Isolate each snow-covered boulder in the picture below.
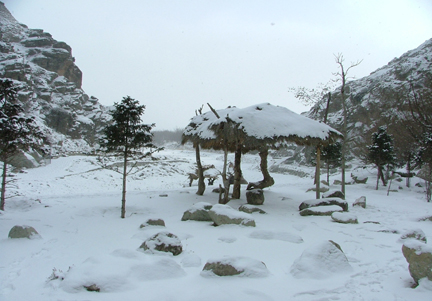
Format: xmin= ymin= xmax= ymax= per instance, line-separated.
xmin=331 ymin=212 xmax=358 ymax=224
xmin=181 ymin=202 xmax=213 ymax=222
xmin=399 ymin=229 xmax=427 ymax=243
xmin=238 ymin=204 xmax=266 ymax=214
xmin=402 ymin=240 xmax=432 ymax=284
xmin=139 ymin=232 xmax=183 ymax=256
xmin=300 ymin=205 xmax=344 ymax=216
xmin=353 ymin=196 xmax=366 ymax=208
xmin=246 ymin=189 xmax=265 ymax=205
xmin=299 ymin=198 xmax=348 ymax=211
xmin=201 ymin=256 xmax=269 ymax=277
xmin=208 ymin=204 xmax=256 ymax=227
xmin=139 ymin=218 xmax=165 ymax=228
xmin=290 ymin=240 xmax=352 ymax=279
xmin=8 ymin=225 xmax=41 ymax=239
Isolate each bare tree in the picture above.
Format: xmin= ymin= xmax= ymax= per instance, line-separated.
xmin=333 ymin=54 xmax=362 ymax=199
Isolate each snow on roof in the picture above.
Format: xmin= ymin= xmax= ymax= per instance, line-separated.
xmin=183 ymin=103 xmax=342 ymax=149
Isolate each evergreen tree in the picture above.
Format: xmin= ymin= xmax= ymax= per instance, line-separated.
xmin=100 ymin=96 xmax=160 ymax=218
xmin=0 ymin=79 xmax=46 ymax=210
xmin=367 ymin=126 xmax=395 ymax=190
xmin=321 ymin=142 xmax=342 ymax=184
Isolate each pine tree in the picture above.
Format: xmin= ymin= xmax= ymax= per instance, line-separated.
xmin=0 ymin=79 xmax=46 ymax=210
xmin=321 ymin=142 xmax=342 ymax=184
xmin=367 ymin=126 xmax=395 ymax=190
xmin=100 ymin=96 xmax=160 ymax=218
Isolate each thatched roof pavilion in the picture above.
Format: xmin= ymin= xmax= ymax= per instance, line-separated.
xmin=182 ymin=103 xmax=343 ymax=201
xmin=183 ymin=103 xmax=342 ymax=150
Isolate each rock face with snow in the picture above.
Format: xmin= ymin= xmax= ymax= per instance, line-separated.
xmin=307 ymin=38 xmax=432 ymax=156
xmin=201 ymin=256 xmax=269 ymax=277
xmin=8 ymin=225 xmax=40 ymax=239
xmin=139 ymin=232 xmax=183 ymax=256
xmin=290 ymin=240 xmax=352 ymax=279
xmin=208 ymin=204 xmax=256 ymax=227
xmin=0 ymin=3 xmax=110 ymax=163
xmin=402 ymin=240 xmax=432 ymax=284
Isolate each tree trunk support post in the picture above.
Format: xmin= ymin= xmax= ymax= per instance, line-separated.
xmin=195 ymin=143 xmax=205 ymax=195
xmin=232 ymin=143 xmax=242 ymax=199
xmin=316 ymin=145 xmax=321 ymax=199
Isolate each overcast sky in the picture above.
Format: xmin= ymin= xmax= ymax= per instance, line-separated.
xmin=3 ymin=0 xmax=432 ymax=130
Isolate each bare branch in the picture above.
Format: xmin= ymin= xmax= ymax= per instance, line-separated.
xmin=207 ymin=103 xmax=220 ymax=119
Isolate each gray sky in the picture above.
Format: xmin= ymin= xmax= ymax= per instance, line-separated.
xmin=3 ymin=0 xmax=432 ymax=130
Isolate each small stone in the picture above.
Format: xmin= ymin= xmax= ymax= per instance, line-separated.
xmin=238 ymin=204 xmax=266 ymax=214
xmin=353 ymin=196 xmax=366 ymax=209
xmin=84 ymin=284 xmax=100 ymax=292
xmin=140 ymin=218 xmax=165 ymax=228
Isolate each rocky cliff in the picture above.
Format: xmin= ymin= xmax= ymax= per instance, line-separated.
xmin=0 ymin=2 xmax=110 ymax=165
xmin=306 ymin=38 xmax=432 ymax=158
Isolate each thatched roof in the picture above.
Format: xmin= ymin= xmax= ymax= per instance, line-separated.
xmin=182 ymin=103 xmax=343 ymax=152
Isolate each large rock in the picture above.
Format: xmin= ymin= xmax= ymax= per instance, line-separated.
xmin=290 ymin=240 xmax=352 ymax=279
xmin=181 ymin=202 xmax=213 ymax=221
xmin=331 ymin=212 xmax=358 ymax=224
xmin=208 ymin=204 xmax=256 ymax=227
xmin=299 ymin=198 xmax=348 ymax=211
xmin=300 ymin=205 xmax=344 ymax=216
xmin=402 ymin=240 xmax=432 ymax=284
xmin=246 ymin=189 xmax=265 ymax=205
xmin=139 ymin=232 xmax=182 ymax=256
xmin=201 ymin=256 xmax=269 ymax=277
xmin=8 ymin=225 xmax=40 ymax=239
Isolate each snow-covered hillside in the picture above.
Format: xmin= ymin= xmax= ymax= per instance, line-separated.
xmin=307 ymin=38 xmax=432 ymax=155
xmin=1 ymin=147 xmax=431 ymax=300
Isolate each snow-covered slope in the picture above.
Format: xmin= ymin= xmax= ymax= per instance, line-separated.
xmin=0 ymin=2 xmax=110 ymax=161
xmin=307 ymin=38 xmax=432 ymax=156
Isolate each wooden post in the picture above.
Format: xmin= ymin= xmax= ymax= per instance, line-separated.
xmin=232 ymin=143 xmax=242 ymax=199
xmin=316 ymin=145 xmax=321 ymax=199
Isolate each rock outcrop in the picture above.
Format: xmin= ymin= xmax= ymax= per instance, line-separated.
xmin=0 ymin=2 xmax=110 ymax=165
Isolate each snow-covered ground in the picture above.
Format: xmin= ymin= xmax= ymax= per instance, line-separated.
xmin=1 ymin=145 xmax=432 ymax=301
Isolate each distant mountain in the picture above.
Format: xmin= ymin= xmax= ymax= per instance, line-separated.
xmin=306 ymin=38 xmax=432 ymax=158
xmin=0 ymin=2 xmax=110 ymax=166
